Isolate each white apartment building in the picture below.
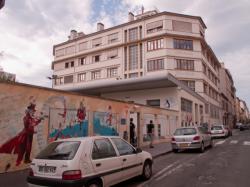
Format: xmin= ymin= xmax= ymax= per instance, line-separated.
xmin=52 ymin=10 xmax=222 ymax=126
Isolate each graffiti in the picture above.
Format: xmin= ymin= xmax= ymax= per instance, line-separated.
xmin=93 ymin=107 xmax=118 ymax=136
xmin=48 ymin=101 xmax=89 ymax=142
xmin=0 ymin=100 xmax=46 ymax=167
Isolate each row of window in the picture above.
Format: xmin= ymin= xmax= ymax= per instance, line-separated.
xmin=201 ymin=45 xmax=219 ymax=73
xmin=176 ymin=59 xmax=194 ymax=70
xmin=210 ymin=104 xmax=220 ymax=119
xmin=202 ymin=63 xmax=219 ymax=86
xmin=203 ymin=83 xmax=219 ymax=101
xmin=54 ymin=67 xmax=118 ymax=85
xmin=55 ymin=32 xmax=119 ymax=57
xmin=181 ymin=98 xmax=193 ymax=113
xmin=64 ymin=49 xmax=118 ymax=69
xmin=181 ymin=80 xmax=195 ymax=91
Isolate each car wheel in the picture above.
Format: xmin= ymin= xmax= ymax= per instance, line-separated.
xmin=173 ymin=149 xmax=178 ymax=153
xmin=199 ymin=142 xmax=205 ymax=153
xmin=87 ymin=180 xmax=102 ymax=187
xmin=209 ymin=139 xmax=213 ymax=148
xmin=141 ymin=160 xmax=152 ymax=180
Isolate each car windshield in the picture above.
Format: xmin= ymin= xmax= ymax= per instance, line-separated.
xmin=211 ymin=126 xmax=223 ymax=130
xmin=36 ymin=141 xmax=80 ymax=160
xmin=174 ymin=128 xmax=197 ymax=136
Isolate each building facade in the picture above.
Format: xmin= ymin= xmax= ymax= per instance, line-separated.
xmin=52 ymin=10 xmax=222 ymax=126
xmin=219 ymin=63 xmax=236 ymax=128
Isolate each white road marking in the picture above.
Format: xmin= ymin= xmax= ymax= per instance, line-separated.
xmin=152 ymin=161 xmax=179 ymax=178
xmin=243 ymin=141 xmax=250 ymax=145
xmin=155 ymin=164 xmax=183 ymax=181
xmin=215 ymin=140 xmax=226 ymax=146
xmin=230 ymin=140 xmax=238 ymax=144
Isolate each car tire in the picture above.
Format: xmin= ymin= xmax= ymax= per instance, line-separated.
xmin=141 ymin=160 xmax=152 ymax=180
xmin=209 ymin=139 xmax=213 ymax=148
xmin=86 ymin=179 xmax=102 ymax=187
xmin=199 ymin=142 xmax=205 ymax=153
xmin=173 ymin=149 xmax=178 ymax=153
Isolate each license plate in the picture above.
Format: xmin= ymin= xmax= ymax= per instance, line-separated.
xmin=179 ymin=143 xmax=188 ymax=148
xmin=38 ymin=166 xmax=56 ymax=173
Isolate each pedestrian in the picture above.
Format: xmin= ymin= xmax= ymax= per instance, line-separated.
xmin=147 ymin=120 xmax=155 ymax=148
xmin=130 ymin=118 xmax=135 ymax=145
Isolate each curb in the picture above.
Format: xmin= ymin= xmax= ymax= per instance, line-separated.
xmin=152 ymin=149 xmax=173 ymax=159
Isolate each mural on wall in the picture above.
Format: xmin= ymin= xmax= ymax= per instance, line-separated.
xmin=48 ymin=100 xmax=89 ymax=142
xmin=163 ymin=97 xmax=177 ymax=110
xmin=93 ymin=105 xmax=118 ymax=136
xmin=0 ymin=97 xmax=47 ymax=169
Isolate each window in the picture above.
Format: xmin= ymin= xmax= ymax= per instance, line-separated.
xmin=70 ymin=61 xmax=74 ymax=67
xmin=65 ymin=62 xmax=69 ymax=69
xmin=78 ymin=73 xmax=86 ymax=82
xmin=79 ymin=42 xmax=88 ymax=51
xmin=108 ymin=33 xmax=118 ymax=43
xmin=107 ymin=49 xmax=118 ymax=59
xmin=203 ymin=83 xmax=208 ymax=94
xmin=146 ymin=20 xmax=163 ymax=34
xmin=93 ymin=55 xmax=101 ymax=63
xmin=181 ymin=98 xmax=192 ymax=112
xmin=202 ymin=63 xmax=207 ymax=75
xmin=92 ymin=38 xmax=102 ymax=47
xmin=36 ymin=141 xmax=80 ymax=160
xmin=107 ymin=67 xmax=118 ymax=78
xmin=129 ymin=45 xmax=138 ymax=70
xmin=111 ymin=138 xmax=134 ymax=156
xmin=181 ymin=80 xmax=195 ymax=91
xmin=128 ymin=73 xmax=138 ymax=78
xmin=65 ymin=46 xmax=75 ymax=55
xmin=147 ymin=59 xmax=164 ymax=71
xmin=55 ymin=77 xmax=63 ymax=85
xmin=55 ymin=48 xmax=64 ymax=57
xmin=147 ymin=39 xmax=164 ymax=51
xmin=176 ymin=59 xmax=194 ymax=70
xmin=147 ymin=99 xmax=160 ymax=107
xmin=174 ymin=39 xmax=193 ymax=50
xmin=92 ymin=139 xmax=117 ymax=160
xmin=172 ymin=20 xmax=192 ymax=33
xmin=91 ymin=71 xmax=101 ymax=80
xmin=128 ymin=28 xmax=138 ymax=41
xmin=64 ymin=75 xmax=74 ymax=84
xmin=79 ymin=57 xmax=86 ymax=65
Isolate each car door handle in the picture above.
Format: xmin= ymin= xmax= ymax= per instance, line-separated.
xmin=96 ymin=163 xmax=101 ymax=167
xmin=123 ymin=158 xmax=127 ymax=162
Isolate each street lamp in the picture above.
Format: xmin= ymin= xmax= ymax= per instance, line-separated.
xmin=47 ymin=75 xmax=58 ymax=88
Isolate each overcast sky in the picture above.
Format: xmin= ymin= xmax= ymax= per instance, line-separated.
xmin=0 ymin=0 xmax=249 ymax=108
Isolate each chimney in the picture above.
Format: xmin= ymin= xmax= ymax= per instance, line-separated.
xmin=97 ymin=22 xmax=104 ymax=31
xmin=128 ymin=12 xmax=134 ymax=22
xmin=68 ymin=30 xmax=77 ymax=40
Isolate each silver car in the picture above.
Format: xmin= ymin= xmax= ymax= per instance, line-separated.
xmin=171 ymin=127 xmax=213 ymax=153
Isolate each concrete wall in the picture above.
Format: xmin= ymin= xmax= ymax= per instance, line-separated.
xmin=0 ymin=82 xmax=178 ymax=173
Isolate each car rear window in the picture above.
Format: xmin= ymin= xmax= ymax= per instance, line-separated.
xmin=36 ymin=141 xmax=80 ymax=160
xmin=174 ymin=128 xmax=197 ymax=136
xmin=211 ymin=126 xmax=223 ymax=130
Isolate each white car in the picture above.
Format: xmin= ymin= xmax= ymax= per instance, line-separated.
xmin=27 ymin=136 xmax=153 ymax=187
xmin=211 ymin=125 xmax=228 ymax=138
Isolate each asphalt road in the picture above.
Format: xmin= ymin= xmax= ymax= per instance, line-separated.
xmin=1 ymin=129 xmax=250 ymax=187
xmin=116 ymin=129 xmax=250 ymax=187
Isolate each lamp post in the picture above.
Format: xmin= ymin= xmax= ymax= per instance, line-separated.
xmin=47 ymin=75 xmax=58 ymax=88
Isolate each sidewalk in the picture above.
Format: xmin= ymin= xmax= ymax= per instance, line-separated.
xmin=142 ymin=141 xmax=173 ymax=159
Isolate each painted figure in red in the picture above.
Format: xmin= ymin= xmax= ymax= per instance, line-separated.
xmin=0 ymin=103 xmax=44 ymax=166
xmin=77 ymin=102 xmax=86 ymax=130
xmin=105 ymin=105 xmax=112 ymax=126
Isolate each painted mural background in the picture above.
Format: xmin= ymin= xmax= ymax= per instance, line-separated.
xmin=0 ymin=82 xmax=178 ymax=173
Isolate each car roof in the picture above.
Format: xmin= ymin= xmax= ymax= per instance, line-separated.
xmin=54 ymin=136 xmax=120 ymax=142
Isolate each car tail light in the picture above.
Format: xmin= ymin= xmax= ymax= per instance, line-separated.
xmin=222 ymin=130 xmax=224 ymax=134
xmin=171 ymin=137 xmax=176 ymax=141
xmin=193 ymin=136 xmax=200 ymax=141
xmin=29 ymin=168 xmax=34 ymax=176
xmin=62 ymin=170 xmax=82 ymax=180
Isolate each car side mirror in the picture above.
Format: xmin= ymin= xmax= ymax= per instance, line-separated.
xmin=134 ymin=147 xmax=142 ymax=154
